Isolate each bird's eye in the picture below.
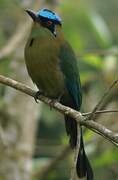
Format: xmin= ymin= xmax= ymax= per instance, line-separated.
xmin=47 ymin=20 xmax=52 ymax=26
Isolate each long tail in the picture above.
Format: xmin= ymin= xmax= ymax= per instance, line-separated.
xmin=65 ymin=115 xmax=77 ymax=148
xmin=65 ymin=116 xmax=93 ymax=180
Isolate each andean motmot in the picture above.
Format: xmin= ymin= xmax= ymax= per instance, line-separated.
xmin=25 ymin=8 xmax=93 ymax=179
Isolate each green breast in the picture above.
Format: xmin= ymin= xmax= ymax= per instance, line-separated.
xmin=25 ymin=26 xmax=65 ymax=98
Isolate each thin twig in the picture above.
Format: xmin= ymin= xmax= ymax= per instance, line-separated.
xmin=82 ymin=110 xmax=118 ymax=116
xmin=88 ymin=79 xmax=118 ymax=120
xmin=0 ymin=75 xmax=118 ymax=146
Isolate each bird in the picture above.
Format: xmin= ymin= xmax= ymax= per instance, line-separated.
xmin=25 ymin=8 xmax=93 ymax=179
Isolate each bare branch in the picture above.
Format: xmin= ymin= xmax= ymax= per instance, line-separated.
xmin=0 ymin=75 xmax=118 ymax=146
xmin=83 ymin=110 xmax=118 ymax=116
xmin=88 ymin=79 xmax=118 ymax=120
xmin=81 ymin=120 xmax=118 ymax=146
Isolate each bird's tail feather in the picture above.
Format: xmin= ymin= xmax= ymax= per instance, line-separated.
xmin=76 ymin=128 xmax=93 ymax=180
xmin=64 ymin=115 xmax=77 ymax=148
xmin=65 ymin=116 xmax=93 ymax=180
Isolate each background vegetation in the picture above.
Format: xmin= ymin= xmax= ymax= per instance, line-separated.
xmin=0 ymin=0 xmax=118 ymax=179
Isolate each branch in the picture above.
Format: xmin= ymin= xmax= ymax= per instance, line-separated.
xmin=81 ymin=120 xmax=118 ymax=146
xmin=88 ymin=79 xmax=118 ymax=120
xmin=82 ymin=110 xmax=118 ymax=116
xmin=0 ymin=75 xmax=118 ymax=146
xmin=89 ymin=85 xmax=118 ymax=122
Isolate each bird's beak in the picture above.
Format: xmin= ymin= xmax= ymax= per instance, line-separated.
xmin=25 ymin=9 xmax=38 ymax=21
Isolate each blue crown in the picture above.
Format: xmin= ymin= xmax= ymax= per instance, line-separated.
xmin=37 ymin=8 xmax=62 ymax=24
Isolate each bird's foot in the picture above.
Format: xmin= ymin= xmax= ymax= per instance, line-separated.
xmin=49 ymin=99 xmax=57 ymax=110
xmin=49 ymin=94 xmax=63 ymax=110
xmin=34 ymin=91 xmax=43 ymax=103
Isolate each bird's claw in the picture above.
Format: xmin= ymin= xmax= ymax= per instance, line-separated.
xmin=49 ymin=95 xmax=62 ymax=110
xmin=34 ymin=91 xmax=43 ymax=103
xmin=49 ymin=99 xmax=57 ymax=110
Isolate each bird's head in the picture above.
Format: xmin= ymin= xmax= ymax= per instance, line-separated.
xmin=26 ymin=8 xmax=62 ymax=36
